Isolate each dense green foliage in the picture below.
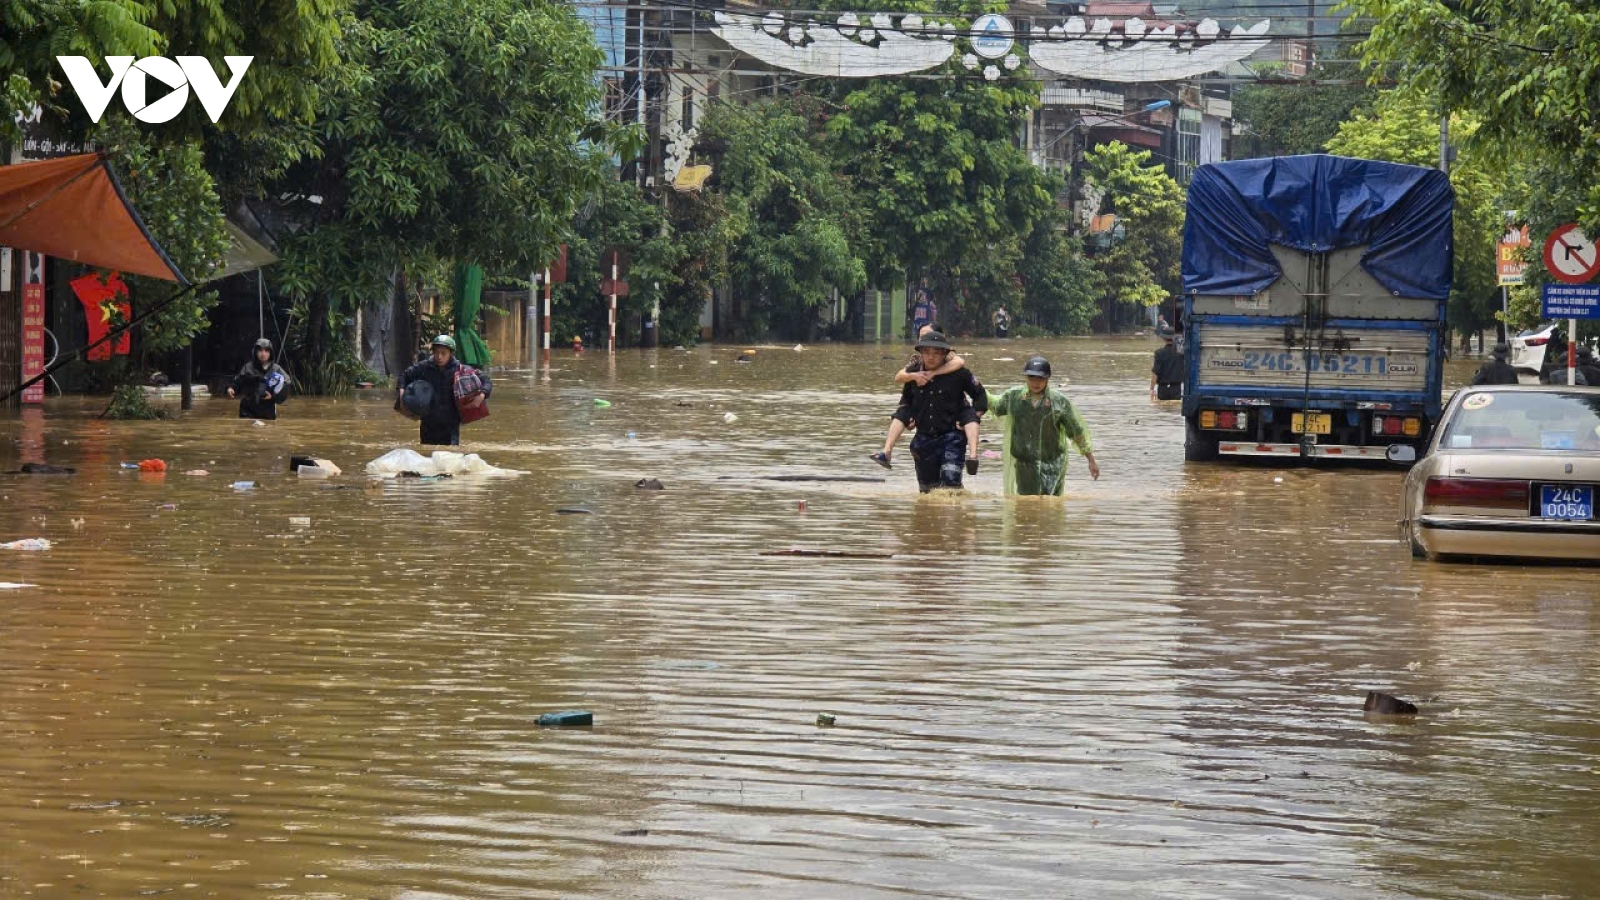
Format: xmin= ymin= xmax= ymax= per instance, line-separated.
xmin=1081 ymin=142 xmax=1185 ymax=328
xmin=703 ymin=99 xmax=865 ymax=340
xmin=1232 ymin=62 xmax=1376 ymax=158
xmin=1343 ymin=0 xmax=1598 ymax=335
xmin=94 ymin=117 xmax=230 ymax=354
xmin=555 ymin=174 xmax=681 ymax=347
xmin=270 ymin=0 xmax=614 ymax=389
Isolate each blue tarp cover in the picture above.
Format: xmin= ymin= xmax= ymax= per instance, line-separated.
xmin=1182 ymin=155 xmax=1453 ymax=301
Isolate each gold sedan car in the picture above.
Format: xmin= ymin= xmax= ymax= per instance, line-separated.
xmin=1402 ymin=385 xmax=1600 ymax=562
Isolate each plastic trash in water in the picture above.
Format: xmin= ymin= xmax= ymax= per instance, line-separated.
xmin=0 ymin=538 xmax=52 ymax=551
xmin=723 ymin=412 xmax=739 ymax=424
xmin=537 ymin=710 xmax=594 ymax=727
xmin=816 ymin=713 xmax=836 ymax=727
xmin=297 ymin=464 xmax=331 ymax=478
xmin=185 ymin=469 xmax=209 ymax=476
xmin=626 ymin=431 xmax=638 ymax=439
xmin=593 ymin=398 xmax=612 ymax=408
xmin=289 ymin=516 xmax=311 ymax=527
xmin=138 ymin=459 xmax=167 ymax=472
xmin=120 ymin=462 xmax=140 ymax=470
xmin=793 ymin=344 xmax=804 ymax=352
xmin=231 ymin=481 xmax=256 ymax=490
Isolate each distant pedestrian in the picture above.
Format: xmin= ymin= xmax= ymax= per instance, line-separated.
xmin=1151 ymin=326 xmax=1184 ymax=400
xmin=1470 ymin=343 xmax=1520 ymax=386
xmin=993 ymin=305 xmax=1011 ymax=339
xmin=987 ymin=356 xmax=1099 ymax=496
xmin=227 ymin=338 xmax=289 ymax=420
xmin=1579 ymin=346 xmax=1600 ymax=386
xmin=397 ymin=335 xmax=492 ymax=446
xmin=911 ymin=287 xmax=938 ymax=336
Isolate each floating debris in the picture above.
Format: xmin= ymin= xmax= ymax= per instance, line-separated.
xmin=1363 ymin=691 xmax=1418 ymax=716
xmin=0 ymin=538 xmax=51 ymax=551
xmin=537 ymin=710 xmax=594 ymax=727
xmin=761 ymin=549 xmax=894 ymax=559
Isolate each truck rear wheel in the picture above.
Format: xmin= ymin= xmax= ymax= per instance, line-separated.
xmin=1185 ymin=418 xmax=1219 ymax=462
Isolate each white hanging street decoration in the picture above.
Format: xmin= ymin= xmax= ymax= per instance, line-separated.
xmin=712 ymin=10 xmax=954 ymax=78
xmin=1029 ymin=17 xmax=1271 ymax=82
xmin=711 ymin=10 xmax=1270 ymax=83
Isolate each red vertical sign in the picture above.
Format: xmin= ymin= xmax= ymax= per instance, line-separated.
xmin=21 ymin=252 xmax=45 ymax=404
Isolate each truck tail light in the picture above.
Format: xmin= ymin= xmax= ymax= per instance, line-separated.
xmin=1200 ymin=410 xmax=1217 ymax=429
xmin=1374 ymin=416 xmax=1423 ymax=437
xmin=1423 ymin=477 xmax=1529 ymax=511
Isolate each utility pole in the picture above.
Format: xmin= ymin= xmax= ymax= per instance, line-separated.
xmin=1439 ymin=115 xmax=1450 ymax=175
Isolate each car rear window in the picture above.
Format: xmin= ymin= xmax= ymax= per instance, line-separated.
xmin=1442 ymin=391 xmax=1600 ymax=451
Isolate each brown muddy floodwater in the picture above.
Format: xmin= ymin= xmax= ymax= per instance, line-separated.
xmin=2 ymin=338 xmax=1599 ymax=900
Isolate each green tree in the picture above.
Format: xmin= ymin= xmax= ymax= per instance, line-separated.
xmin=1019 ymin=201 xmax=1102 ymax=335
xmin=1341 ymin=0 xmax=1600 ymax=234
xmin=1 ymin=1 xmax=160 ymax=144
xmin=1081 ymin=141 xmax=1185 ymax=329
xmin=702 ymin=98 xmax=866 ymax=340
xmin=271 ymin=0 xmax=614 ymax=391
xmin=661 ymin=188 xmax=737 ymax=346
xmin=555 ymin=175 xmax=681 ymax=348
xmin=1232 ymin=61 xmax=1376 ymax=158
xmin=89 ymin=116 xmax=229 ymax=413
xmin=820 ymin=1 xmax=1056 ymax=332
xmin=1325 ymin=90 xmax=1503 ymax=344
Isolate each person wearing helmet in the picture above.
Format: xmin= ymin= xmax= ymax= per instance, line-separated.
xmin=888 ymin=331 xmax=988 ymax=492
xmin=987 ymin=356 xmax=1099 ymax=496
xmin=396 ymin=334 xmax=492 ymax=445
xmin=227 ymin=337 xmax=290 ymax=420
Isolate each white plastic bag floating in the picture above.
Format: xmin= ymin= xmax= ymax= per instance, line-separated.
xmin=364 ymin=449 xmax=527 ymax=478
xmin=0 ymin=538 xmax=51 ymax=551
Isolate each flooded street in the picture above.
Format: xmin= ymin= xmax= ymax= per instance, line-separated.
xmin=3 ymin=338 xmax=1599 ymax=899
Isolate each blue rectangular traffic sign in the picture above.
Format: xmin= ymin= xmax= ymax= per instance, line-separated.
xmin=1542 ymin=283 xmax=1600 ymax=319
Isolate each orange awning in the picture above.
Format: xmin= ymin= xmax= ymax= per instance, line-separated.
xmin=0 ymin=153 xmax=187 ymax=284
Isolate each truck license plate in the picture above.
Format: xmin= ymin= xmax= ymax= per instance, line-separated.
xmin=1292 ymin=413 xmax=1332 ymax=435
xmin=1540 ymin=485 xmax=1593 ymax=520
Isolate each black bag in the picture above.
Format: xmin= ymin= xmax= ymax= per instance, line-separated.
xmin=401 ymin=379 xmax=434 ymax=417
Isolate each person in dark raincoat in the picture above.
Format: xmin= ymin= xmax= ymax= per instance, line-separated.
xmin=227 ymin=338 xmax=289 ymax=419
xmin=987 ymin=356 xmax=1100 ymax=496
xmin=1150 ymin=326 xmax=1185 ymax=400
xmin=1470 ymin=344 xmax=1521 ymax=386
xmin=397 ymin=335 xmax=491 ymax=446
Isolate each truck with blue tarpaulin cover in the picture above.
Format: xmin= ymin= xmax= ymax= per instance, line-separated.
xmin=1179 ymin=155 xmax=1453 ymax=462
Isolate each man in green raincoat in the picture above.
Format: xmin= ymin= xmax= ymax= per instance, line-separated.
xmin=987 ymin=356 xmax=1100 ymax=496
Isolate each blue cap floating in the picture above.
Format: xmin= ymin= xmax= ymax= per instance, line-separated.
xmin=537 ymin=710 xmax=594 ymax=727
